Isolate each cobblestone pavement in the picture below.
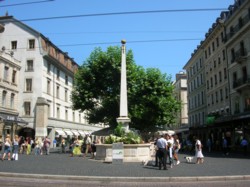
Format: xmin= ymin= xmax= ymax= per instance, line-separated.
xmin=0 ymin=151 xmax=250 ymax=179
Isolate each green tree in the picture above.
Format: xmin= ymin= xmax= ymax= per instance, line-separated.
xmin=71 ymin=46 xmax=181 ymax=131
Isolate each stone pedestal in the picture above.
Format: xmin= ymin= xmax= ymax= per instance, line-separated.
xmin=117 ymin=117 xmax=131 ymax=132
xmin=35 ymin=97 xmax=49 ymax=138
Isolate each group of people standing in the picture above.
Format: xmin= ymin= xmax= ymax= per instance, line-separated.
xmin=155 ymin=133 xmax=181 ymax=170
xmin=0 ymin=134 xmax=51 ymax=161
xmin=66 ymin=134 xmax=98 ymax=159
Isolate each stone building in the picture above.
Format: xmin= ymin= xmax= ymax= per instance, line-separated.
xmin=0 ymin=16 xmax=103 ymax=145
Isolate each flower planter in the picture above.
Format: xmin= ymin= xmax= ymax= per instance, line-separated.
xmin=95 ymin=143 xmax=153 ymax=162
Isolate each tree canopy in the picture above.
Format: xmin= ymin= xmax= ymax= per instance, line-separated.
xmin=71 ymin=46 xmax=181 ymax=132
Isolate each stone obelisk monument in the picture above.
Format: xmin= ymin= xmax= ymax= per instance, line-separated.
xmin=117 ymin=40 xmax=130 ymax=132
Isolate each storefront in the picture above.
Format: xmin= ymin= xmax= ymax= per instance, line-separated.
xmin=0 ymin=113 xmax=28 ymax=140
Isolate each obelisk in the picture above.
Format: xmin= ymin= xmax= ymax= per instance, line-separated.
xmin=116 ymin=40 xmax=130 ymax=132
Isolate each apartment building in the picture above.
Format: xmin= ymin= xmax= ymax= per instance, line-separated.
xmin=173 ymin=71 xmax=189 ymax=139
xmin=183 ymin=0 xmax=250 ymax=147
xmin=0 ymin=16 xmax=103 ymax=143
xmin=0 ymin=50 xmax=28 ymax=140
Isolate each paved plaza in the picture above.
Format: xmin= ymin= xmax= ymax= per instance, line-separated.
xmin=0 ymin=150 xmax=250 ymax=180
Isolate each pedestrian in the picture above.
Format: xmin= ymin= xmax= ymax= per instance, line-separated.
xmin=11 ymin=135 xmax=19 ymax=161
xmin=2 ymin=134 xmax=12 ymax=161
xmin=43 ymin=136 xmax=51 ymax=155
xmin=61 ymin=138 xmax=66 ymax=153
xmin=154 ymin=137 xmax=159 ymax=167
xmin=195 ymin=138 xmax=204 ymax=164
xmin=166 ymin=134 xmax=174 ymax=168
xmin=173 ymin=134 xmax=181 ymax=165
xmin=222 ymin=137 xmax=229 ymax=156
xmin=73 ymin=137 xmax=81 ymax=156
xmin=0 ymin=136 xmax=2 ymax=157
xmin=53 ymin=138 xmax=57 ymax=148
xmin=207 ymin=138 xmax=212 ymax=153
xmin=240 ymin=137 xmax=248 ymax=155
xmin=90 ymin=141 xmax=96 ymax=159
xmin=156 ymin=133 xmax=168 ymax=170
xmin=83 ymin=134 xmax=91 ymax=158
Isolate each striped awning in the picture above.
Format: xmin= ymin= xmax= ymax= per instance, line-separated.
xmin=55 ymin=128 xmax=66 ymax=136
xmin=63 ymin=129 xmax=73 ymax=136
xmin=71 ymin=129 xmax=80 ymax=136
xmin=78 ymin=130 xmax=86 ymax=136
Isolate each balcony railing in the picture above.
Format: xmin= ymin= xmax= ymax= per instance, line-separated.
xmin=233 ymin=76 xmax=250 ymax=90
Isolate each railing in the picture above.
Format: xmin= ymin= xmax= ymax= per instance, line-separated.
xmin=233 ymin=76 xmax=250 ymax=89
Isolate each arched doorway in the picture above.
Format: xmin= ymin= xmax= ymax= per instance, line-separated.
xmin=18 ymin=127 xmax=35 ymax=139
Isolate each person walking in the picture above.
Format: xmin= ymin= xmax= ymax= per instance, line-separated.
xmin=166 ymin=134 xmax=174 ymax=168
xmin=173 ymin=134 xmax=181 ymax=165
xmin=156 ymin=133 xmax=168 ymax=170
xmin=43 ymin=136 xmax=51 ymax=155
xmin=83 ymin=134 xmax=91 ymax=158
xmin=207 ymin=138 xmax=212 ymax=153
xmin=2 ymin=134 xmax=12 ymax=161
xmin=195 ymin=138 xmax=204 ymax=164
xmin=61 ymin=138 xmax=66 ymax=153
xmin=222 ymin=137 xmax=229 ymax=156
xmin=240 ymin=137 xmax=248 ymax=155
xmin=12 ymin=135 xmax=19 ymax=161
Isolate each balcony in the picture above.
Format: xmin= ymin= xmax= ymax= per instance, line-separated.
xmin=234 ymin=48 xmax=247 ymax=63
xmin=233 ymin=76 xmax=250 ymax=91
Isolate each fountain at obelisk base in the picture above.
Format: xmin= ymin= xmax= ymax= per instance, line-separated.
xmin=116 ymin=40 xmax=131 ymax=132
xmin=95 ymin=40 xmax=152 ymax=162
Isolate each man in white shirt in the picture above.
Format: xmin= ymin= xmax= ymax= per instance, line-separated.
xmin=156 ymin=134 xmax=168 ymax=170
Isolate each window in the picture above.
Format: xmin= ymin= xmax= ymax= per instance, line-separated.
xmin=208 ymin=46 xmax=211 ymax=55
xmin=24 ymin=102 xmax=31 ymax=115
xmin=4 ymin=66 xmax=9 ymax=81
xmin=238 ymin=17 xmax=243 ymax=29
xmin=205 ymin=50 xmax=207 ymax=59
xmin=214 ymin=60 xmax=216 ymax=68
xmin=26 ymin=79 xmax=32 ymax=92
xmin=12 ymin=70 xmax=16 ymax=84
xmin=215 ymin=74 xmax=217 ymax=85
xmin=218 ymin=57 xmax=221 ymax=64
xmin=220 ymin=89 xmax=223 ymax=101
xmin=2 ymin=91 xmax=7 ymax=107
xmin=210 ymin=77 xmax=213 ymax=88
xmin=231 ymin=48 xmax=235 ymax=63
xmin=56 ymin=85 xmax=60 ymax=99
xmin=221 ymin=32 xmax=224 ymax=42
xmin=26 ymin=60 xmax=34 ymax=71
xmin=65 ymin=109 xmax=68 ymax=120
xmin=57 ymin=106 xmax=60 ymax=118
xmin=47 ymin=63 xmax=51 ymax=74
xmin=219 ymin=71 xmax=222 ymax=82
xmin=225 ymin=87 xmax=228 ymax=99
xmin=215 ymin=91 xmax=218 ymax=103
xmin=47 ymin=80 xmax=51 ymax=95
xmin=216 ymin=37 xmax=219 ymax=47
xmin=65 ymin=89 xmax=68 ymax=102
xmin=11 ymin=41 xmax=17 ymax=50
xmin=72 ymin=112 xmax=75 ymax=122
xmin=57 ymin=69 xmax=60 ymax=80
xmin=245 ymin=97 xmax=250 ymax=111
xmin=65 ymin=75 xmax=68 ymax=85
xmin=79 ymin=114 xmax=81 ymax=123
xmin=222 ymin=50 xmax=226 ymax=60
xmin=235 ymin=99 xmax=240 ymax=114
xmin=224 ymin=68 xmax=227 ymax=79
xmin=28 ymin=39 xmax=35 ymax=49
xmin=240 ymin=41 xmax=245 ymax=56
xmin=212 ymin=42 xmax=215 ymax=51
xmin=10 ymin=93 xmax=15 ymax=109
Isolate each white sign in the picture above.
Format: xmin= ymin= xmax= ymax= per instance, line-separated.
xmin=112 ymin=149 xmax=124 ymax=159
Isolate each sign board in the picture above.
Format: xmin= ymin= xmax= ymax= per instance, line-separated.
xmin=112 ymin=142 xmax=124 ymax=164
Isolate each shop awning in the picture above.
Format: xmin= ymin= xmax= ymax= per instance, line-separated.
xmin=0 ymin=113 xmax=28 ymax=125
xmin=71 ymin=129 xmax=80 ymax=136
xmin=63 ymin=129 xmax=73 ymax=136
xmin=55 ymin=129 xmax=66 ymax=136
xmin=78 ymin=130 xmax=86 ymax=136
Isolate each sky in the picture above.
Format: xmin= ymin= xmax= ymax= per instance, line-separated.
xmin=0 ymin=0 xmax=234 ymax=81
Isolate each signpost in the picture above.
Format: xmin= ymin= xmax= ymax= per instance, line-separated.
xmin=112 ymin=142 xmax=124 ymax=164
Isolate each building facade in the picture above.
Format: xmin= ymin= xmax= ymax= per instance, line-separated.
xmin=173 ymin=72 xmax=189 ymax=139
xmin=0 ymin=16 xmax=103 ymax=144
xmin=183 ymin=0 xmax=250 ymax=150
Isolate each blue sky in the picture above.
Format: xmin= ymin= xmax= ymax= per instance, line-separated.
xmin=0 ymin=0 xmax=234 ymax=80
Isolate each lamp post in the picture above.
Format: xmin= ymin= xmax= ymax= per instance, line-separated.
xmin=116 ymin=40 xmax=130 ymax=132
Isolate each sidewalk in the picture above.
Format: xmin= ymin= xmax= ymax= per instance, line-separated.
xmin=0 ymin=151 xmax=250 ymax=182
